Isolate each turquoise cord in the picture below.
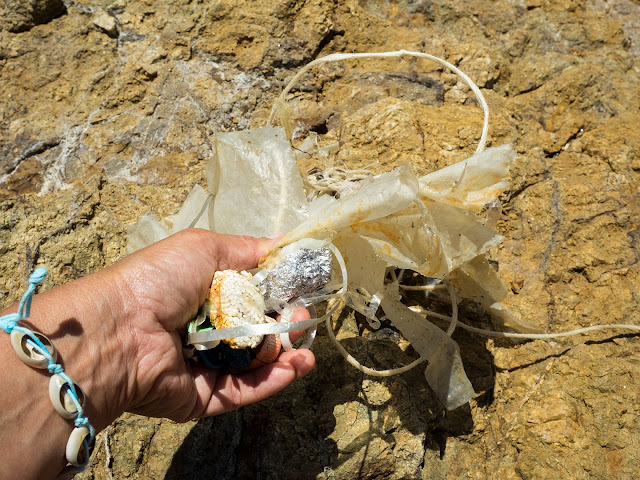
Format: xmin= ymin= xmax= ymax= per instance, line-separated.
xmin=0 ymin=268 xmax=95 ymax=465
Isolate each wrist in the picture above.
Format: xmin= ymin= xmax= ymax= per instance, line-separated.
xmin=0 ymin=267 xmax=138 ymax=478
xmin=27 ymin=267 xmax=137 ymax=430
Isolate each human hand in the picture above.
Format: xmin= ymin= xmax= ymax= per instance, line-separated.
xmin=0 ymin=229 xmax=315 ymax=479
xmin=110 ymin=229 xmax=315 ymax=422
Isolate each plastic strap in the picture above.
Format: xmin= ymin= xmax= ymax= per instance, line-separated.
xmin=280 ymin=302 xmax=317 ymax=351
xmin=187 ymin=317 xmax=321 ymax=345
xmin=188 ymin=299 xmax=344 ymax=347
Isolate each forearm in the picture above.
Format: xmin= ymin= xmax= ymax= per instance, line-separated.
xmin=0 ymin=267 xmax=135 ymax=479
xmin=0 ymin=230 xmax=314 ymax=478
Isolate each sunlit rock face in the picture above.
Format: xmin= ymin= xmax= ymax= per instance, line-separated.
xmin=1 ymin=1 xmax=640 ymax=479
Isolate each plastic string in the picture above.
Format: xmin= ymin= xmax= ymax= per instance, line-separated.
xmin=268 ymin=50 xmax=489 ymax=155
xmin=187 ymin=193 xmax=213 ymax=229
xmin=325 ymin=302 xmax=426 ymax=377
xmin=445 ymin=282 xmax=458 ymax=337
xmin=408 ymin=306 xmax=640 ymax=339
xmin=280 ymin=302 xmax=317 ymax=352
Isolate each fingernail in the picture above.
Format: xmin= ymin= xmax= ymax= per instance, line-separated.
xmin=267 ymin=232 xmax=284 ymax=240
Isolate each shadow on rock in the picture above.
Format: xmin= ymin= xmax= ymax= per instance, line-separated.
xmin=0 ymin=0 xmax=67 ymax=33
xmin=165 ymin=310 xmax=494 ymax=479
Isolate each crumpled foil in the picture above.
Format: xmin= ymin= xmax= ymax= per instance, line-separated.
xmin=260 ymin=247 xmax=332 ymax=302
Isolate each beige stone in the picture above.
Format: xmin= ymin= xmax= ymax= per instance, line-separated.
xmin=92 ymin=11 xmax=118 ymax=38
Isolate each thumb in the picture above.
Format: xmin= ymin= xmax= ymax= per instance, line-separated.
xmin=122 ymin=229 xmax=279 ymax=310
xmin=201 ymin=231 xmax=280 ymax=272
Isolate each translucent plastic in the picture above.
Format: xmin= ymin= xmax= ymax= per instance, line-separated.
xmin=126 ymin=184 xmax=210 ymax=254
xmin=262 ymin=166 xmax=421 ymax=268
xmin=209 ymin=127 xmax=308 ymax=237
xmin=125 ymin=50 xmax=546 ymax=411
xmin=419 ymin=144 xmax=516 ymax=212
xmin=380 ymin=290 xmax=474 ymax=410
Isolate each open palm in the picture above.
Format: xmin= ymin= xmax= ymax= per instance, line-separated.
xmin=111 ymin=229 xmax=315 ymax=422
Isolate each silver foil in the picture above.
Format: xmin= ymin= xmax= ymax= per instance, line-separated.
xmin=260 ymin=247 xmax=332 ymax=302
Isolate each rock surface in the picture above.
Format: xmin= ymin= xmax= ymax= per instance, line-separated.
xmin=1 ymin=0 xmax=639 ymax=479
xmin=0 ymin=0 xmax=66 ymax=33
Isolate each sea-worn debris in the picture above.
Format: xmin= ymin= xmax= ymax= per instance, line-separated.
xmin=127 ymin=51 xmax=543 ymax=410
xmin=208 ymin=270 xmax=267 ymax=349
xmin=259 ymin=247 xmax=332 ymax=302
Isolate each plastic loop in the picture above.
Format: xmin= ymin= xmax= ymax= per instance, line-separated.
xmin=279 ymin=303 xmax=317 ymax=352
xmin=325 ymin=312 xmax=425 ymax=377
xmin=269 ymin=50 xmax=489 ymax=155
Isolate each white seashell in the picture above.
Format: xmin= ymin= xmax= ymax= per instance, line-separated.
xmin=209 ymin=270 xmax=268 ymax=349
xmin=66 ymin=426 xmax=92 ymax=466
xmin=49 ymin=374 xmax=85 ymax=419
xmin=10 ymin=330 xmax=57 ymax=368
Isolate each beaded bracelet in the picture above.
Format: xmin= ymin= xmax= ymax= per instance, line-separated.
xmin=0 ymin=268 xmax=95 ymax=467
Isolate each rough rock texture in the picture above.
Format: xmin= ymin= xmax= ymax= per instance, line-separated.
xmin=1 ymin=0 xmax=639 ymax=478
xmin=0 ymin=0 xmax=67 ymax=33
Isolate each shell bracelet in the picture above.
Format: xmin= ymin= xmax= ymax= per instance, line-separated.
xmin=0 ymin=268 xmax=95 ymax=468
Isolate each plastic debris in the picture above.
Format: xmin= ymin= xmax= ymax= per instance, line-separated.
xmin=259 ymin=247 xmax=332 ymax=303
xmin=209 ymin=270 xmax=267 ymax=350
xmin=208 ymin=127 xmax=308 ymax=237
xmin=127 ymin=50 xmax=539 ymax=410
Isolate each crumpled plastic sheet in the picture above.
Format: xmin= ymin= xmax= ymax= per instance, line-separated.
xmin=127 ymin=123 xmax=528 ymax=410
xmin=126 ymin=184 xmax=210 ymax=254
xmin=208 ymin=127 xmax=308 ymax=238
